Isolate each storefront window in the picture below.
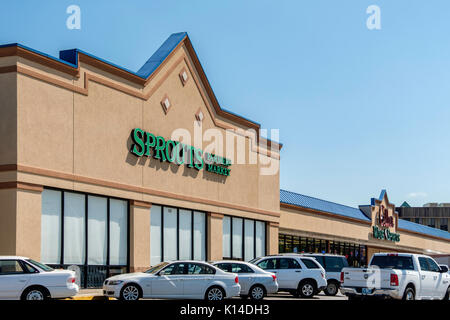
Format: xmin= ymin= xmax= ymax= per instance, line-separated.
xmin=255 ymin=221 xmax=266 ymax=258
xmin=278 ymin=234 xmax=367 ymax=267
xmin=223 ymin=216 xmax=231 ymax=257
xmin=41 ymin=189 xmax=62 ymax=264
xmin=244 ymin=219 xmax=255 ymax=261
xmin=150 ymin=205 xmax=162 ymax=266
xmin=178 ymin=209 xmax=192 ymax=260
xmin=193 ymin=211 xmax=206 ymax=261
xmin=64 ymin=192 xmax=86 ymax=265
xmin=232 ymin=218 xmax=243 ymax=259
xmin=41 ymin=188 xmax=129 ymax=288
xmin=223 ymin=216 xmax=266 ymax=261
xmin=150 ymin=205 xmax=206 ymax=266
xmin=109 ymin=199 xmax=128 ymax=265
xmin=87 ymin=196 xmax=107 ymax=265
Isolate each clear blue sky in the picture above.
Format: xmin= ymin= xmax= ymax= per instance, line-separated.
xmin=1 ymin=0 xmax=450 ymax=207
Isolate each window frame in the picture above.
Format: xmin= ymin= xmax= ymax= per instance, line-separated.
xmin=222 ymin=215 xmax=267 ymax=261
xmin=153 ymin=205 xmax=208 ymax=263
xmin=42 ymin=187 xmax=130 ymax=288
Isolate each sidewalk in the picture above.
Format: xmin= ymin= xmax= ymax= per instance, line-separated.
xmin=66 ymin=288 xmax=111 ymax=300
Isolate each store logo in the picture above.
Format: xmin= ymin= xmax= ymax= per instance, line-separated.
xmin=370 ymin=190 xmax=400 ymax=242
xmin=130 ymin=128 xmax=231 ymax=176
xmin=372 ymin=225 xmax=400 ymax=242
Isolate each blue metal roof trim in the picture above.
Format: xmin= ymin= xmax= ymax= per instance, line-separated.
xmin=0 ymin=43 xmax=77 ymax=68
xmin=398 ymin=219 xmax=450 ymax=240
xmin=137 ymin=32 xmax=187 ymax=78
xmin=370 ymin=189 xmax=387 ymax=206
xmin=280 ymin=190 xmax=370 ymax=221
xmin=1 ymin=34 xmax=281 ymax=145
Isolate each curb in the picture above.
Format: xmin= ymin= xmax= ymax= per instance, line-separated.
xmin=65 ymin=296 xmax=114 ymax=300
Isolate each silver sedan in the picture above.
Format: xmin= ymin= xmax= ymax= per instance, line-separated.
xmin=212 ymin=261 xmax=278 ymax=300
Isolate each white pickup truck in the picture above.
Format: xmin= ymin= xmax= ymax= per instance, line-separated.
xmin=340 ymin=253 xmax=450 ymax=300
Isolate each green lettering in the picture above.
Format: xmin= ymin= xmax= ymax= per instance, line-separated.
xmin=154 ymin=136 xmax=167 ymax=161
xmin=131 ymin=128 xmax=145 ymax=157
xmin=144 ymin=132 xmax=156 ymax=157
xmin=194 ymin=148 xmax=204 ymax=170
xmin=165 ymin=140 xmax=176 ymax=163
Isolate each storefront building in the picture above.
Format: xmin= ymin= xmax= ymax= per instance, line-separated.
xmin=0 ymin=33 xmax=281 ymax=287
xmin=280 ymin=189 xmax=450 ymax=267
xmin=0 ymin=33 xmax=449 ymax=288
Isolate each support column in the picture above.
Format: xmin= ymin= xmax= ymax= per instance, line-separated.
xmin=130 ymin=200 xmax=151 ymax=272
xmin=207 ymin=212 xmax=223 ymax=261
xmin=267 ymin=221 xmax=279 ymax=255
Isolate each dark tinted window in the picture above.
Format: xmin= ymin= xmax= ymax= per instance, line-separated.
xmin=418 ymin=258 xmax=429 ymax=271
xmin=309 ymin=255 xmax=325 ymax=267
xmin=256 ymin=258 xmax=277 ymax=270
xmin=426 ymin=258 xmax=441 ymax=272
xmin=0 ymin=260 xmax=25 ymax=275
xmin=324 ymin=256 xmax=346 ymax=272
xmin=278 ymin=258 xmax=301 ymax=269
xmin=188 ymin=263 xmax=215 ymax=275
xmin=371 ymin=256 xmax=414 ymax=270
xmin=231 ymin=263 xmax=254 ymax=273
xmin=301 ymin=258 xmax=320 ymax=269
xmin=215 ymin=263 xmax=232 ymax=272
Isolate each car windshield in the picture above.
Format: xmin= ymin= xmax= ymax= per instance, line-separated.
xmin=248 ymin=257 xmax=261 ymax=264
xmin=26 ymin=259 xmax=53 ymax=272
xmin=145 ymin=262 xmax=169 ymax=274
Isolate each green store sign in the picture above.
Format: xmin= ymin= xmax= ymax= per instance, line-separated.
xmin=373 ymin=226 xmax=400 ymax=242
xmin=130 ymin=128 xmax=231 ymax=176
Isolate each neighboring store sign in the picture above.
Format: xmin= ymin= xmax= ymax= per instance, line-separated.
xmin=370 ymin=190 xmax=400 ymax=242
xmin=130 ymin=128 xmax=231 ymax=176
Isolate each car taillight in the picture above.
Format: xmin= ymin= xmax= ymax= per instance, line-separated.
xmin=340 ymin=272 xmax=344 ymax=283
xmin=67 ymin=277 xmax=75 ymax=284
xmin=235 ymin=276 xmax=239 ymax=284
xmin=272 ymin=274 xmax=277 ymax=282
xmin=390 ymin=273 xmax=399 ymax=286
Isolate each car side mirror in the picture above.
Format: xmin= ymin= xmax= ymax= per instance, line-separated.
xmin=439 ymin=265 xmax=449 ymax=273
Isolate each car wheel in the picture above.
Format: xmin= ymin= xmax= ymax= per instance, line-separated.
xmin=206 ymin=286 xmax=225 ymax=301
xmin=22 ymin=287 xmax=48 ymax=301
xmin=324 ymin=281 xmax=339 ymax=296
xmin=120 ymin=284 xmax=141 ymax=301
xmin=249 ymin=285 xmax=265 ymax=300
xmin=299 ymin=280 xmax=316 ymax=298
xmin=402 ymin=287 xmax=415 ymax=301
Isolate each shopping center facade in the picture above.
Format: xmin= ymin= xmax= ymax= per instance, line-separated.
xmin=0 ymin=33 xmax=449 ymax=287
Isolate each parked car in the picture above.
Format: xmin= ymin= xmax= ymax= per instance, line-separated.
xmin=0 ymin=256 xmax=78 ymax=300
xmin=341 ymin=253 xmax=450 ymax=300
xmin=103 ymin=261 xmax=240 ymax=300
xmin=211 ymin=260 xmax=278 ymax=300
xmin=301 ymin=253 xmax=349 ymax=296
xmin=250 ymin=255 xmax=327 ymax=298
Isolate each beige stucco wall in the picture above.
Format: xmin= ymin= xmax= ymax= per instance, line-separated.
xmin=0 ymin=72 xmax=17 ymax=165
xmin=207 ymin=214 xmax=223 ymax=261
xmin=15 ymin=189 xmax=42 ymax=260
xmin=13 ymin=46 xmax=280 ymax=220
xmin=1 ymin=43 xmax=280 ymax=264
xmin=0 ymin=189 xmax=17 ymax=255
xmin=129 ymin=204 xmax=151 ymax=272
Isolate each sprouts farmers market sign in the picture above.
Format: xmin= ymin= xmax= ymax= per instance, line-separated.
xmin=129 ymin=128 xmax=231 ymax=176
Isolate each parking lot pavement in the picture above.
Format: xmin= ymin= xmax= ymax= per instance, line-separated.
xmin=75 ymin=289 xmax=347 ymax=301
xmin=264 ymin=292 xmax=347 ymax=301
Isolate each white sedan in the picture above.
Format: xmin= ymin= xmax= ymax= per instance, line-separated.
xmin=212 ymin=261 xmax=278 ymax=300
xmin=103 ymin=261 xmax=241 ymax=300
xmin=0 ymin=256 xmax=78 ymax=300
